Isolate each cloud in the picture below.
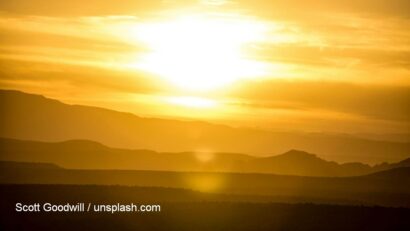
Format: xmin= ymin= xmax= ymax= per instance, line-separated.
xmin=226 ymin=80 xmax=410 ymax=122
xmin=254 ymin=44 xmax=410 ymax=72
xmin=230 ymin=0 xmax=410 ymax=20
xmin=0 ymin=59 xmax=166 ymax=95
xmin=0 ymin=0 xmax=189 ymax=17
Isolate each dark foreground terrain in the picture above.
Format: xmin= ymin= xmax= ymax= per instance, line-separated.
xmin=1 ymin=184 xmax=410 ymax=231
xmin=2 ymin=161 xmax=410 ymax=207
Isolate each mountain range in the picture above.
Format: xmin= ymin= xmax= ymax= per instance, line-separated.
xmin=1 ymin=137 xmax=409 ymax=176
xmin=0 ymin=89 xmax=409 ymax=164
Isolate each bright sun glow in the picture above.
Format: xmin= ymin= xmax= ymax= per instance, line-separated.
xmin=165 ymin=96 xmax=217 ymax=108
xmin=132 ymin=15 xmax=268 ymax=91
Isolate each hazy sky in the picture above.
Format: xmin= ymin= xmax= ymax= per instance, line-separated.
xmin=0 ymin=0 xmax=409 ymax=134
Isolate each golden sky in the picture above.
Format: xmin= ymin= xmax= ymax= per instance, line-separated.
xmin=0 ymin=0 xmax=409 ymax=134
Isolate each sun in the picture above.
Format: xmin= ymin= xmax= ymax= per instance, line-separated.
xmin=132 ymin=14 xmax=268 ymax=91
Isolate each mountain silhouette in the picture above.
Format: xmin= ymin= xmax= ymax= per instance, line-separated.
xmin=246 ymin=150 xmax=348 ymax=176
xmin=1 ymin=137 xmax=408 ymax=176
xmin=1 ymin=89 xmax=409 ymax=163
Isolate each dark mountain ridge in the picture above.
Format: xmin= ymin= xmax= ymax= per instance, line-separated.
xmin=1 ymin=160 xmax=410 ymax=207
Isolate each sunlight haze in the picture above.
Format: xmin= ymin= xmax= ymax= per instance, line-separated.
xmin=0 ymin=0 xmax=409 ymax=134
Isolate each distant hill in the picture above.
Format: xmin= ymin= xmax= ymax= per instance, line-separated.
xmin=246 ymin=150 xmax=371 ymax=176
xmin=1 ymin=90 xmax=409 ymax=164
xmin=1 ymin=138 xmax=409 ymax=176
xmin=364 ymin=167 xmax=410 ymax=179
